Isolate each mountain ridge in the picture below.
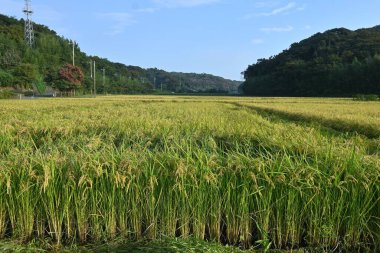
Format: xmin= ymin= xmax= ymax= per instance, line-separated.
xmin=241 ymin=25 xmax=380 ymax=97
xmin=0 ymin=13 xmax=240 ymax=94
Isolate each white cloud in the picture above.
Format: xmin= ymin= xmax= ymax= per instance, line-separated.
xmin=296 ymin=6 xmax=306 ymax=11
xmin=260 ymin=25 xmax=294 ymax=33
xmin=258 ymin=2 xmax=296 ymax=16
xmin=152 ymin=0 xmax=219 ymax=8
xmin=136 ymin=8 xmax=158 ymax=13
xmin=251 ymin=38 xmax=264 ymax=44
xmin=254 ymin=1 xmax=281 ymax=9
xmin=242 ymin=2 xmax=304 ymax=20
xmin=304 ymin=25 xmax=312 ymax=30
xmin=241 ymin=13 xmax=255 ymax=20
xmin=98 ymin=12 xmax=136 ymax=35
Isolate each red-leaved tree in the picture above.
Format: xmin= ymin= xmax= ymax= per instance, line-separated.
xmin=57 ymin=64 xmax=84 ymax=92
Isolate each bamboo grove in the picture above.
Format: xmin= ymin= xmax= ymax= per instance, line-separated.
xmin=0 ymin=96 xmax=379 ymax=251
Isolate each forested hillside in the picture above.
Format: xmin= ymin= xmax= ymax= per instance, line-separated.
xmin=241 ymin=26 xmax=380 ymax=97
xmin=0 ymin=14 xmax=240 ymax=95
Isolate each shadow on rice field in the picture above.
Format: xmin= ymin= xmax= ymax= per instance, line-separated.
xmin=234 ymin=102 xmax=380 ymax=139
xmin=0 ymin=96 xmax=379 ymax=252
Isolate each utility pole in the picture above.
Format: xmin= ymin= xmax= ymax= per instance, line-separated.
xmin=69 ymin=40 xmax=76 ymax=66
xmin=154 ymin=77 xmax=156 ymax=89
xmin=23 ymin=0 xmax=35 ymax=47
xmin=101 ymin=68 xmax=105 ymax=87
xmin=89 ymin=61 xmax=93 ymax=78
xmin=89 ymin=60 xmax=93 ymax=95
xmin=93 ymin=61 xmax=97 ymax=97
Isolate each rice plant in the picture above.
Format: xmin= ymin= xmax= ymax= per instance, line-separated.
xmin=0 ymin=96 xmax=378 ymax=251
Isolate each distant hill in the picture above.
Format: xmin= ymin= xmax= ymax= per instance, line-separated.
xmin=0 ymin=14 xmax=240 ymax=94
xmin=145 ymin=69 xmax=241 ymax=93
xmin=241 ymin=26 xmax=380 ymax=97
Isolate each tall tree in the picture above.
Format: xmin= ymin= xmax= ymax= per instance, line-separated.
xmin=12 ymin=63 xmax=38 ymax=89
xmin=242 ymin=27 xmax=380 ymax=97
xmin=0 ymin=70 xmax=13 ymax=87
xmin=57 ymin=64 xmax=84 ymax=92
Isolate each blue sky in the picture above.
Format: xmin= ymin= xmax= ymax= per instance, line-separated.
xmin=1 ymin=0 xmax=380 ymax=80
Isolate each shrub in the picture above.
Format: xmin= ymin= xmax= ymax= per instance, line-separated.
xmin=0 ymin=70 xmax=13 ymax=87
xmin=353 ymin=94 xmax=379 ymax=101
xmin=0 ymin=90 xmax=15 ymax=99
xmin=35 ymin=76 xmax=47 ymax=95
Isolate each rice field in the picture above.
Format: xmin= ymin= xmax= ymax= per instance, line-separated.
xmin=239 ymin=98 xmax=380 ymax=138
xmin=0 ymin=96 xmax=379 ymax=252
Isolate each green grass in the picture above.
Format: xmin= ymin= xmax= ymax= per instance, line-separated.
xmin=0 ymin=238 xmax=251 ymax=252
xmin=0 ymin=237 xmax=352 ymax=252
xmin=0 ymin=96 xmax=379 ymax=252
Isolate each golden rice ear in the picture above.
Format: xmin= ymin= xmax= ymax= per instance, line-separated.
xmin=0 ymin=97 xmax=378 ymax=250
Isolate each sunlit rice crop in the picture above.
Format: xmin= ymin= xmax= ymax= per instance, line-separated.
xmin=0 ymin=96 xmax=379 ymax=251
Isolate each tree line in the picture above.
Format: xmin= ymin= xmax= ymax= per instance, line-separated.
xmin=241 ymin=27 xmax=380 ymax=97
xmin=0 ymin=14 xmax=239 ymax=95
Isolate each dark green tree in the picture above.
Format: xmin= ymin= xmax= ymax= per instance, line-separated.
xmin=12 ymin=63 xmax=38 ymax=89
xmin=0 ymin=13 xmax=239 ymax=95
xmin=0 ymin=70 xmax=13 ymax=87
xmin=242 ymin=27 xmax=380 ymax=97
